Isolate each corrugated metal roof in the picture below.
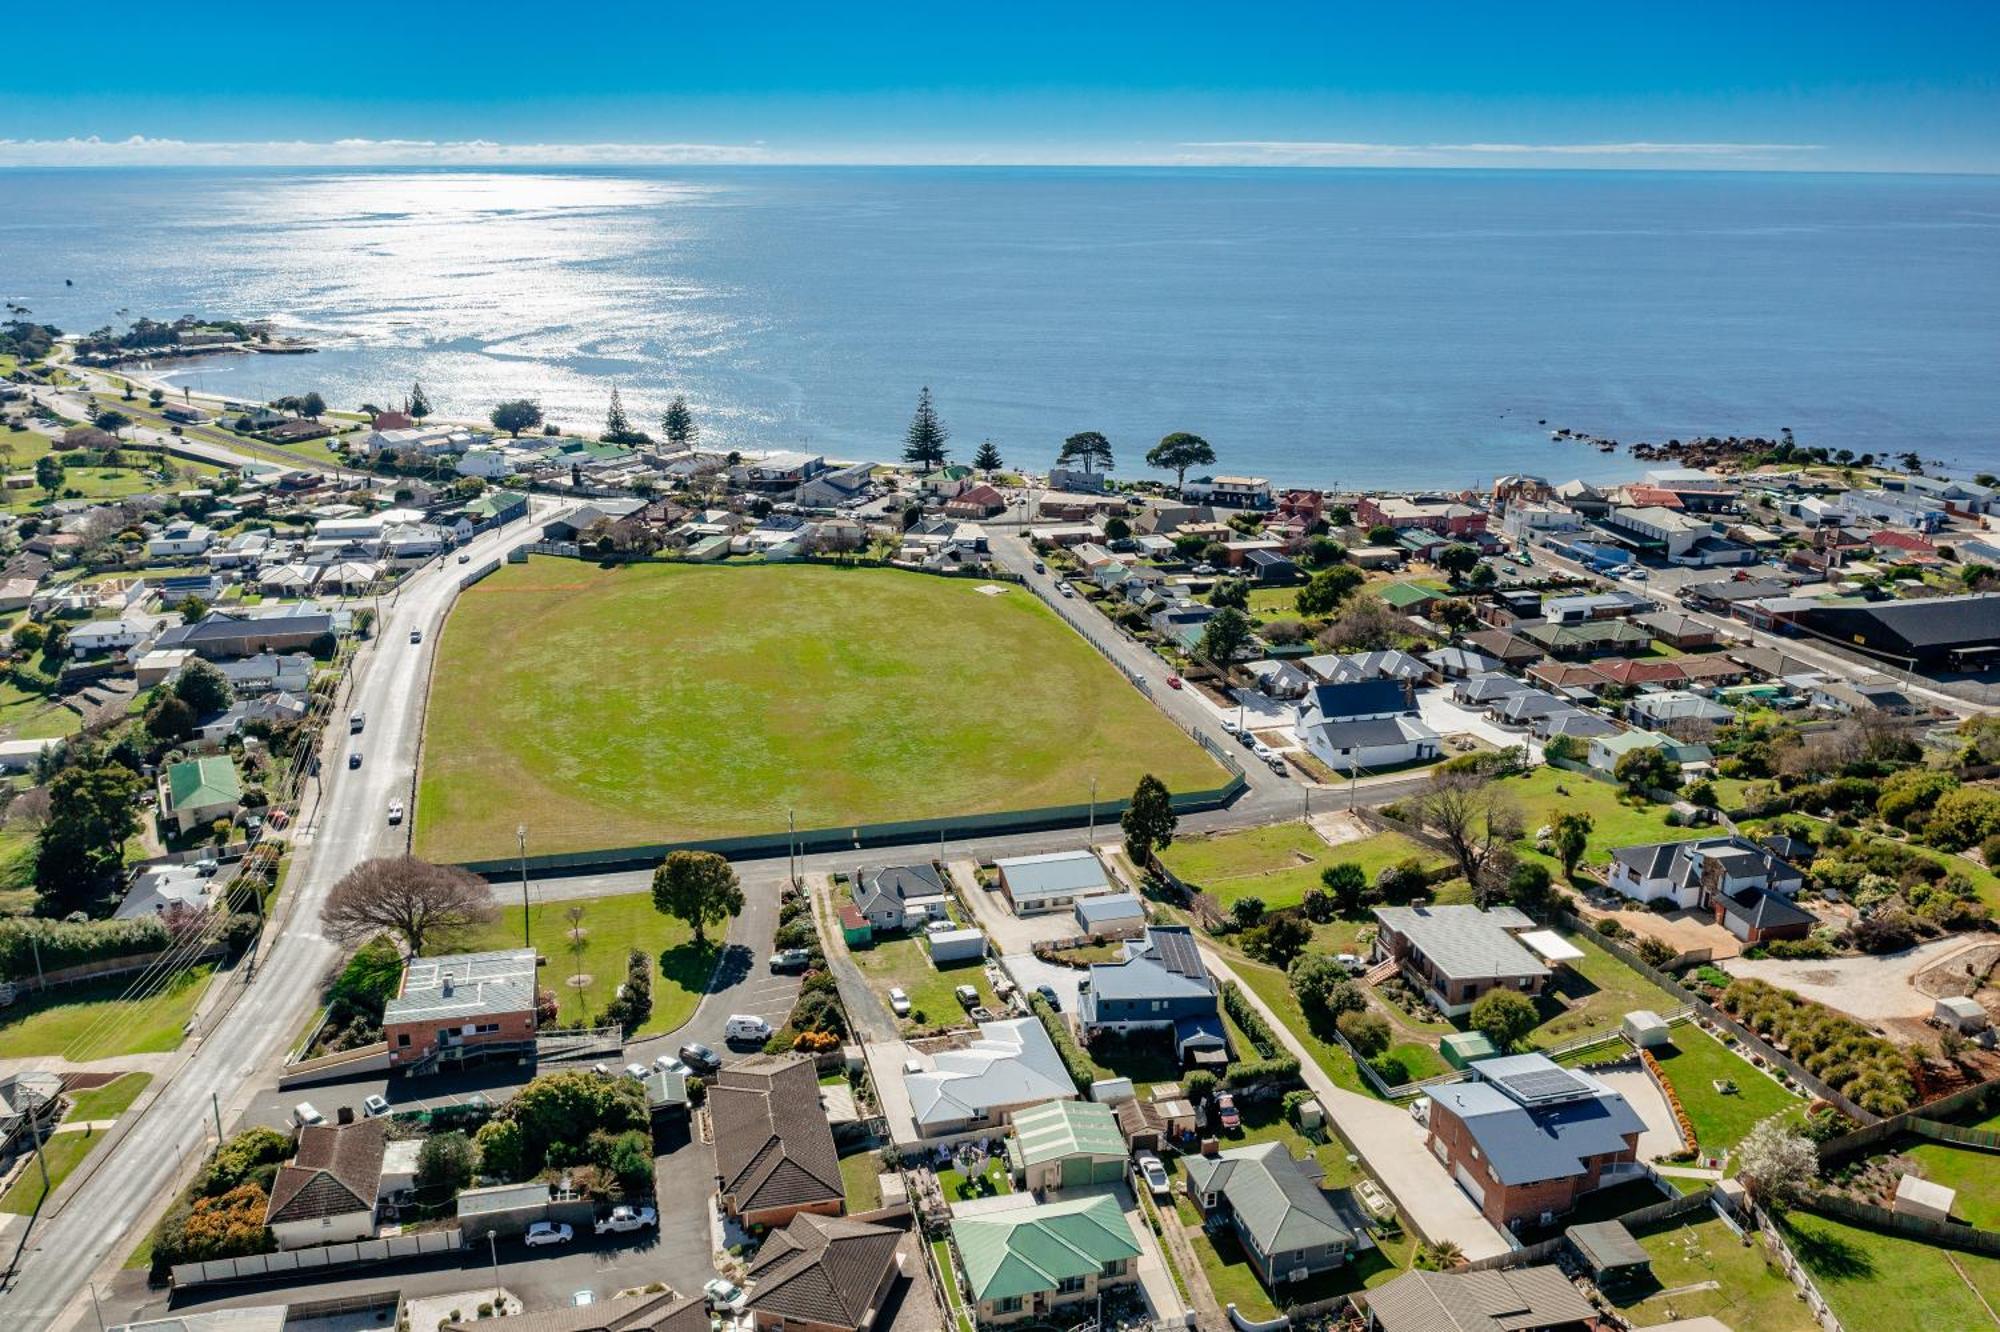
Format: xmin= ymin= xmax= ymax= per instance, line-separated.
xmin=995 ymin=850 xmax=1111 ymax=897
xmin=951 ymin=1194 xmax=1140 ymax=1303
xmin=1010 ymin=1099 xmax=1126 ymax=1167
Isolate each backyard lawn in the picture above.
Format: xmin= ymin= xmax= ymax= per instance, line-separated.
xmin=1157 ymin=823 xmax=1446 ymax=912
xmin=1499 ymin=768 xmax=1707 ymax=873
xmin=845 ymin=934 xmax=995 ymax=1030
xmin=931 ymin=1239 xmax=975 ymax=1332
xmin=1783 ymin=1209 xmax=2000 ymax=1332
xmin=418 ymin=559 xmax=1221 ymax=861
xmin=1651 ymin=1025 xmax=1801 ymax=1156
xmin=0 ymin=964 xmax=215 ymax=1061
xmin=1613 ymin=1213 xmax=1817 ymax=1330
xmin=1899 ymin=1139 xmax=2000 ymax=1230
xmin=0 ymin=1129 xmax=104 ymax=1214
xmin=839 ymin=1150 xmax=884 ymax=1212
xmin=443 ymin=894 xmax=710 ymax=1038
xmin=1523 ymin=929 xmax=1680 ymax=1049
xmin=64 ymin=1072 xmax=153 ymax=1123
xmin=936 ymin=1156 xmax=1012 ymax=1201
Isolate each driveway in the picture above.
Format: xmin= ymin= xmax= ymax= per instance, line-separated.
xmin=947 ymin=860 xmax=1081 ymax=956
xmin=1594 ymin=1067 xmax=1685 ymax=1161
xmin=1415 ymin=687 xmax=1545 ymax=761
xmin=1722 ymin=935 xmax=1984 ymax=1022
xmin=996 ymin=952 xmax=1088 ymax=1017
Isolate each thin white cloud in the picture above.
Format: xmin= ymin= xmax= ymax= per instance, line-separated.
xmin=1181 ymin=140 xmax=1824 ymax=163
xmin=0 ymin=135 xmax=771 ymax=167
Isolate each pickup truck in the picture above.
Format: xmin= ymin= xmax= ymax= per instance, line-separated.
xmin=594 ymin=1205 xmax=657 ymax=1236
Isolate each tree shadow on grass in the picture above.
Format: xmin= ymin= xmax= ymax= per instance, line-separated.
xmin=661 ymin=940 xmax=729 ymax=996
xmin=1785 ymin=1218 xmax=1875 ymax=1281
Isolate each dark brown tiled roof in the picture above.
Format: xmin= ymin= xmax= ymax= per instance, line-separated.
xmin=710 ymin=1054 xmax=843 ymax=1215
xmin=265 ymin=1120 xmax=387 ymax=1225
xmin=442 ymin=1291 xmax=706 ymax=1332
xmin=747 ymin=1212 xmax=905 ymax=1330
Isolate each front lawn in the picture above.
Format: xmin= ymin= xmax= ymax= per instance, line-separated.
xmin=1157 ymin=823 xmax=1446 ymax=912
xmin=0 ymin=1130 xmax=102 ymax=1213
xmin=64 ymin=1072 xmax=153 ymax=1123
xmin=442 ymin=894 xmax=711 ymax=1038
xmin=1522 ymin=929 xmax=1680 ymax=1049
xmin=839 ymin=1150 xmax=884 ymax=1212
xmin=1498 ymin=768 xmax=1706 ymax=873
xmin=845 ymin=934 xmax=995 ymax=1030
xmin=417 ymin=560 xmax=1221 ymax=861
xmin=1651 ymin=1025 xmax=1801 ymax=1155
xmin=1613 ymin=1213 xmax=1817 ymax=1330
xmin=0 ymin=965 xmax=215 ymax=1060
xmin=1783 ymin=1209 xmax=2000 ymax=1332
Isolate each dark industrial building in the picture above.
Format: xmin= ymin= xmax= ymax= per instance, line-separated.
xmin=1787 ymin=593 xmax=2000 ymax=669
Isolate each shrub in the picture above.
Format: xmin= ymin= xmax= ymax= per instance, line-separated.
xmin=1287 ymin=956 xmax=1363 ymax=1026
xmin=1182 ymin=1069 xmax=1218 ymax=1103
xmin=1029 ymin=995 xmax=1095 ymax=1094
xmin=0 ymin=915 xmax=170 ymax=981
xmin=1469 ymin=989 xmax=1538 ymax=1051
xmin=1595 ymin=918 xmax=1629 ymax=940
xmin=475 ymin=1118 xmax=526 ymax=1181
xmin=417 ymin=1132 xmax=476 ymax=1196
xmin=1636 ymin=936 xmax=1677 ymax=968
xmin=1224 ymin=1055 xmax=1301 ymax=1088
xmin=1219 ymin=981 xmax=1282 ymax=1058
xmin=1926 ymin=786 xmax=2000 ymax=851
xmin=1336 ymin=1010 xmax=1391 ymax=1056
xmin=196 ymin=1127 xmax=294 ymax=1198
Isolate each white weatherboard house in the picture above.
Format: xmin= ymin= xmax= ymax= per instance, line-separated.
xmin=904 ymin=1017 xmax=1076 ymax=1139
xmin=994 ymin=850 xmax=1114 ymax=916
xmin=1294 ymin=679 xmax=1439 ymax=776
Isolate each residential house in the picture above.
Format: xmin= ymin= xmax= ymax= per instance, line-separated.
xmin=736 ymin=451 xmax=828 ymax=493
xmin=1182 ymin=1143 xmax=1357 ymax=1287
xmin=1355 ymin=495 xmax=1488 ymax=537
xmin=795 ymin=462 xmax=877 ymax=510
xmin=946 ymin=484 xmax=1008 ymax=518
xmin=1626 ymin=690 xmax=1732 ymax=728
xmin=1076 ymin=926 xmax=1225 ymax=1065
xmin=1452 ymin=672 xmax=1532 ymax=708
xmin=1302 ymin=650 xmax=1432 ymax=687
xmin=1421 ymin=1053 xmax=1646 ymax=1230
xmin=161 ymin=755 xmax=242 ymax=833
xmin=994 ymin=851 xmax=1114 ymax=916
xmin=155 ymin=611 xmax=333 ymax=660
xmin=1532 ymin=709 xmax=1621 ymax=742
xmin=1540 ymin=592 xmax=1650 ymax=624
xmin=1632 ymin=610 xmax=1718 ymax=650
xmin=1593 ymin=657 xmax=1688 ymax=690
xmin=1490 ymin=689 xmax=1568 ymax=728
xmin=1360 ymin=1265 xmax=1598 ymax=1332
xmin=1423 ymin=646 xmax=1504 ymax=680
xmin=1183 ymin=475 xmax=1273 ymax=510
xmin=849 ymin=863 xmax=951 ymax=932
xmin=1608 ymin=836 xmax=1814 ymax=944
xmin=904 ymin=1017 xmax=1076 ymax=1139
xmin=1241 ymin=547 xmax=1297 ymax=583
xmin=147 ymin=520 xmax=216 ymax=559
xmin=1673 ymin=656 xmax=1747 ymax=688
xmin=1371 ymin=905 xmax=1549 ymax=1018
xmin=383 ymin=949 xmax=538 ymax=1069
xmin=1247 ymin=658 xmax=1314 ymax=700
xmin=1809 ymin=678 xmax=1917 ymax=716
xmin=117 ymin=860 xmax=223 ymax=921
xmin=1376 ymin=582 xmax=1442 ymax=615
xmin=1295 ymin=679 xmax=1439 ymax=775
xmin=447 ymin=489 xmax=528 ymax=537
xmin=1519 ymin=620 xmax=1652 ymax=660
xmin=0 ymin=1072 xmax=62 ymax=1154
xmin=1072 ymin=892 xmax=1147 ymax=941
xmin=265 ymin=1119 xmax=387 ymax=1249
xmin=69 ymin=612 xmax=179 ymax=656
xmin=745 ymin=1212 xmax=906 ymax=1332
xmin=949 ymin=1194 xmax=1139 ymax=1326
xmin=711 ymin=1054 xmax=846 ymax=1228
xmin=1007 ymin=1099 xmax=1128 ymax=1193
xmin=1525 ymin=662 xmax=1611 ymax=699
xmin=1586 ymin=728 xmax=1680 ymax=779
xmin=134 ymin=647 xmax=196 ymax=688
xmin=1461 ymin=629 xmax=1543 ymax=669
xmin=440 ymin=1291 xmax=708 ymax=1332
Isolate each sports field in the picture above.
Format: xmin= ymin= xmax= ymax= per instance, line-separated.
xmin=416 ymin=559 xmax=1222 ymax=861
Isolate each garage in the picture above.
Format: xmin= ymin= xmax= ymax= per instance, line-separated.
xmin=1454 ymin=1163 xmax=1487 ymax=1211
xmin=1007 ymin=1099 xmax=1129 ymax=1193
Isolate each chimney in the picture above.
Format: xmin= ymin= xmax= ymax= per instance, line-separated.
xmin=440 ymin=974 xmax=454 ymax=997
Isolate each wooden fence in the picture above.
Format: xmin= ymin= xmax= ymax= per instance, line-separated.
xmin=1456 ymin=1187 xmax=1712 ymax=1273
xmin=1816 ymin=1076 xmax=2000 ymax=1166
xmin=1795 ymin=1190 xmax=2000 ymax=1258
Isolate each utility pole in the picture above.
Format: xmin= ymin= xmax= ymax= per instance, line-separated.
xmin=788 ymin=808 xmax=797 ymax=886
xmin=87 ymin=1280 xmax=106 ymax=1332
xmin=517 ymin=824 xmax=531 ymax=949
xmin=211 ymin=1090 xmax=224 ymax=1143
xmin=487 ymin=1229 xmax=501 ymax=1305
xmin=1088 ymin=776 xmax=1098 ymax=844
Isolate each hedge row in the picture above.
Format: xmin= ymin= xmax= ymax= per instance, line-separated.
xmin=1218 ymin=981 xmax=1301 ymax=1085
xmin=1028 ymin=994 xmax=1098 ymax=1095
xmin=0 ymin=915 xmax=170 ymax=981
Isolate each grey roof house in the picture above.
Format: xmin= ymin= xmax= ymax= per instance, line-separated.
xmin=1372 ymin=905 xmax=1549 ymax=1018
xmin=1360 ymin=1264 xmax=1598 ymax=1331
xmin=1607 ymin=835 xmax=1814 ymax=945
xmin=1183 ymin=1143 xmax=1358 ymax=1288
xmin=1077 ymin=926 xmax=1225 ymax=1064
xmin=1295 ymin=679 xmax=1439 ymax=777
xmin=849 ymin=862 xmax=951 ymax=931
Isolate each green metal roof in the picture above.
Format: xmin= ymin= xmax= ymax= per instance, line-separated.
xmin=951 ymin=1195 xmax=1139 ymax=1303
xmin=465 ymin=489 xmax=527 ymax=519
xmin=1010 ymin=1100 xmax=1125 ymax=1169
xmin=168 ymin=756 xmax=242 ymax=810
xmin=1378 ymin=582 xmax=1438 ymax=609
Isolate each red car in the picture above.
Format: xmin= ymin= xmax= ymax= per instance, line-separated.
xmin=1214 ymin=1091 xmax=1240 ymax=1131
xmin=1166 ymin=675 xmax=1183 ymax=690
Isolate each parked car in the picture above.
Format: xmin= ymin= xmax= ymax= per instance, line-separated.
xmin=1135 ymin=1152 xmax=1171 ymax=1198
xmin=1054 ymin=580 xmax=1073 ymax=597
xmin=457 ymin=552 xmax=471 ymax=564
xmin=595 ymin=1205 xmax=657 ymax=1236
xmin=1237 ymin=730 xmax=1258 ymax=749
xmin=347 ymin=751 xmax=362 ymax=769
xmin=1267 ymin=755 xmax=1288 ymax=775
xmin=524 ymin=1221 xmax=573 ymax=1247
xmin=888 ymin=987 xmax=911 ymax=1017
xmin=954 ymin=984 xmax=979 ymax=1008
xmin=1035 ymin=983 xmax=1062 ymax=1011
xmin=1251 ymin=741 xmax=1274 ymax=760
xmin=679 ymin=1043 xmax=721 ymax=1073
xmin=1336 ymin=953 xmax=1365 ymax=974
xmin=292 ymin=1102 xmax=323 ymax=1128
xmin=703 ymin=1278 xmax=748 ymax=1313
xmin=623 ymin=1063 xmax=649 ymax=1081
xmin=1192 ymin=562 xmax=1217 ymax=575
xmin=1032 ymin=559 xmax=1046 ymax=574
xmin=361 ymin=1094 xmax=390 ymax=1118
xmin=1215 ymin=1091 xmax=1241 ymax=1131
xmin=349 ymin=711 xmax=365 ymax=733
xmin=653 ymin=1053 xmax=688 ymax=1075
xmin=924 ymin=917 xmax=957 ymax=934
xmin=409 ymin=629 xmax=423 ymax=644
xmin=769 ymin=948 xmax=811 ymax=972
xmin=1220 ymin=718 xmax=1240 ymax=736
xmin=1166 ymin=675 xmax=1183 ymax=690
xmin=386 ymin=800 xmax=404 ymax=824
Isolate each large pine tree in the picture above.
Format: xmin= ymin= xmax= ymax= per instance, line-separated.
xmin=902 ymin=386 xmax=949 ymax=471
xmin=661 ymin=395 xmax=697 ymax=448
xmin=604 ymin=387 xmax=634 ymax=442
xmin=972 ymin=439 xmax=1003 ymax=473
xmin=1058 ymin=430 xmax=1114 ymax=475
xmin=407 ymin=381 xmax=433 ymax=421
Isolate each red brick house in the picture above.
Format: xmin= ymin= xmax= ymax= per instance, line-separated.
xmin=1423 ymin=1054 xmax=1645 ymax=1231
xmin=946 ymin=483 xmax=1008 ymax=518
xmin=711 ymin=1055 xmax=846 ymax=1229
xmin=383 ymin=949 xmax=539 ymax=1071
xmin=745 ymin=1212 xmax=906 ymax=1332
xmin=1354 ymin=495 xmax=1488 ymax=538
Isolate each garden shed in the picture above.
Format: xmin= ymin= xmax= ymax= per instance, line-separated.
xmin=928 ymin=928 xmax=987 ymax=964
xmin=1566 ymin=1220 xmax=1651 ymax=1283
xmin=1893 ymin=1173 xmax=1956 ymax=1222
xmin=1440 ymin=1031 xmax=1498 ymax=1069
xmin=1622 ymin=1010 xmax=1673 ymax=1049
xmin=1934 ymin=995 xmax=1990 ymax=1034
xmin=837 ymin=902 xmax=872 ymax=946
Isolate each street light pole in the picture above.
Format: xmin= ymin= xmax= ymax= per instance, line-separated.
xmin=487 ymin=1229 xmax=500 ymax=1305
xmin=517 ymin=824 xmax=531 ymax=949
xmin=87 ymin=1281 xmax=106 ymax=1332
xmin=1088 ymin=776 xmax=1098 ymax=845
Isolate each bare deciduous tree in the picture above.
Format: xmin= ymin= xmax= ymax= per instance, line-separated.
xmin=321 ymin=856 xmax=496 ymax=956
xmin=1409 ymin=770 xmax=1523 ymax=889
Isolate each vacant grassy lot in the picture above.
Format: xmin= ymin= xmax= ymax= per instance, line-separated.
xmin=1784 ymin=1209 xmax=2000 ymax=1332
xmin=1613 ymin=1213 xmax=1816 ymax=1330
xmin=64 ymin=1072 xmax=153 ymax=1123
xmin=418 ymin=560 xmax=1220 ymax=861
xmin=1157 ymin=824 xmax=1446 ymax=913
xmin=1651 ymin=1025 xmax=1801 ymax=1155
xmin=1500 ymin=768 xmax=1706 ymax=873
xmin=0 ymin=1129 xmax=103 ymax=1214
xmin=839 ymin=1149 xmax=883 ymax=1212
xmin=846 ymin=934 xmax=995 ymax=1031
xmin=443 ymin=894 xmax=709 ymax=1038
xmin=1523 ymin=929 xmax=1679 ymax=1049
xmin=0 ymin=964 xmax=215 ymax=1061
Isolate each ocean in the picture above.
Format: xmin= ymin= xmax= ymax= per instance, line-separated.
xmin=3 ymin=166 xmax=1996 ymax=488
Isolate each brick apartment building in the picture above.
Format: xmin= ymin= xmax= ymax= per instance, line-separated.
xmin=383 ymin=948 xmax=539 ymax=1070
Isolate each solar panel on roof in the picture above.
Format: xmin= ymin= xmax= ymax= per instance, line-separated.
xmin=1148 ymin=929 xmax=1204 ymax=979
xmin=1491 ymin=1064 xmax=1591 ymax=1106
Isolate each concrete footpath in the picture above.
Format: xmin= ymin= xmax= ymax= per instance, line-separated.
xmin=1199 ymin=949 xmax=1511 ymax=1261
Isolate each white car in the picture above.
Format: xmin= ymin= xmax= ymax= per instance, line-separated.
xmin=924 ymin=918 xmax=956 ymax=934
xmin=1135 ymin=1152 xmax=1171 ymax=1198
xmin=1251 ymin=741 xmax=1274 ymax=760
xmin=1054 ymin=580 xmax=1073 ymax=597
xmin=703 ymin=1278 xmax=748 ymax=1312
xmin=361 ymin=1094 xmax=390 ymax=1118
xmin=1219 ymin=719 xmax=1241 ymax=736
xmin=888 ymin=987 xmax=911 ymax=1017
xmin=524 ymin=1221 xmax=574 ymax=1247
xmin=623 ymin=1063 xmax=650 ymax=1081
xmin=653 ymin=1053 xmax=688 ymax=1076
xmin=1336 ymin=953 xmax=1365 ymax=974
xmin=1267 ymin=755 xmax=1288 ymax=775
xmin=595 ymin=1205 xmax=658 ymax=1236
xmin=387 ymin=800 xmax=404 ymax=824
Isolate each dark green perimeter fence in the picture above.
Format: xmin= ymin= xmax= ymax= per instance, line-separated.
xmin=455 ymin=773 xmax=1248 ymax=878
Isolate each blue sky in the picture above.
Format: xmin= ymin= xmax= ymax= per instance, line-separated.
xmin=2 ymin=1 xmax=1995 ymax=170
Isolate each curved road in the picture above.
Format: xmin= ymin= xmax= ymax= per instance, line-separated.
xmin=0 ymin=500 xmax=569 ymax=1329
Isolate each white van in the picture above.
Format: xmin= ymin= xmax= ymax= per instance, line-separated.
xmin=724 ymin=1015 xmax=772 ymax=1043
xmin=292 ymin=1102 xmax=324 ymax=1128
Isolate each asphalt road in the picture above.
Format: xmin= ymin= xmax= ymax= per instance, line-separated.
xmin=0 ymin=499 xmax=574 ymax=1329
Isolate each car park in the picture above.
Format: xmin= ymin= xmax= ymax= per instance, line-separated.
xmin=524 ymin=1221 xmax=574 ymax=1247
xmin=1136 ymin=1152 xmax=1171 ymax=1198
xmin=703 ymin=1278 xmax=748 ymax=1312
xmin=679 ymin=1043 xmax=721 ymax=1073
xmin=888 ymin=987 xmax=911 ymax=1017
xmin=361 ymin=1094 xmax=390 ymax=1118
xmin=595 ymin=1205 xmax=657 ymax=1236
